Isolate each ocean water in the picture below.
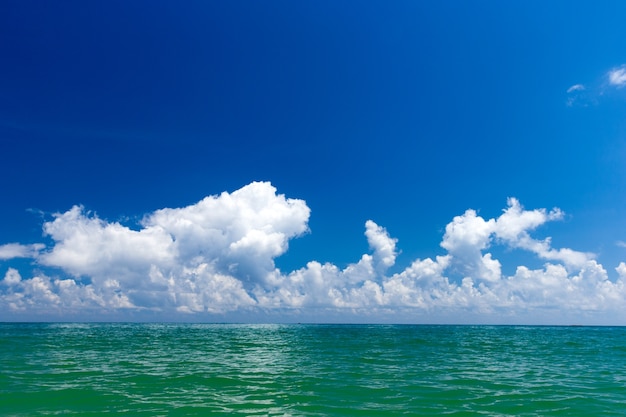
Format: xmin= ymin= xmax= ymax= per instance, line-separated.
xmin=2 ymin=324 xmax=626 ymax=416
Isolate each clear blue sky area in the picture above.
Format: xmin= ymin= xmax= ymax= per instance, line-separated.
xmin=2 ymin=1 xmax=626 ymax=323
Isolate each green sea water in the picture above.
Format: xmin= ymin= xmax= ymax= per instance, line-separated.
xmin=2 ymin=323 xmax=626 ymax=416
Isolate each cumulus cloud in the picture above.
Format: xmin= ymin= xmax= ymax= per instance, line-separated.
xmin=6 ymin=182 xmax=308 ymax=314
xmin=441 ymin=209 xmax=499 ymax=282
xmin=364 ymin=220 xmax=398 ymax=272
xmin=1 ymin=182 xmax=625 ymax=323
xmin=40 ymin=205 xmax=176 ymax=280
xmin=493 ymin=198 xmax=593 ymax=268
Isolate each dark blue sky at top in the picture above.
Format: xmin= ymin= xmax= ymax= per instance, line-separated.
xmin=1 ymin=0 xmax=626 ymax=275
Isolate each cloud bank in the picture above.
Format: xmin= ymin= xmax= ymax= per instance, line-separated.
xmin=2 ymin=182 xmax=625 ymax=323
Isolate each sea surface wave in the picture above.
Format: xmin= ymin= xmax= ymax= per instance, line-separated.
xmin=2 ymin=323 xmax=626 ymax=416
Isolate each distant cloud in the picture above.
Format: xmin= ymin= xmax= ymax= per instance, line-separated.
xmin=493 ymin=198 xmax=592 ymax=268
xmin=33 ymin=181 xmax=309 ymax=313
xmin=567 ymin=64 xmax=626 ymax=106
xmin=566 ymin=83 xmax=591 ymax=107
xmin=1 ymin=182 xmax=625 ymax=323
xmin=608 ymin=65 xmax=626 ymax=87
xmin=365 ymin=220 xmax=398 ymax=272
xmin=566 ymin=84 xmax=585 ymax=93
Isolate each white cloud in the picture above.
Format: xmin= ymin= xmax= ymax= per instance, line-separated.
xmin=608 ymin=65 xmax=626 ymax=87
xmin=493 ymin=197 xmax=562 ymax=241
xmin=566 ymin=84 xmax=585 ymax=93
xmin=440 ymin=209 xmax=500 ymax=282
xmin=40 ymin=205 xmax=176 ymax=280
xmin=566 ymin=83 xmax=590 ymax=107
xmin=3 ymin=268 xmax=22 ymax=285
xmin=0 ymin=243 xmax=44 ymax=260
xmin=566 ymin=64 xmax=626 ymax=107
xmin=364 ymin=220 xmax=397 ymax=272
xmin=20 ymin=182 xmax=308 ymax=314
xmin=142 ymin=181 xmax=310 ymax=283
xmin=493 ymin=198 xmax=593 ymax=268
xmin=1 ymin=182 xmax=626 ymax=323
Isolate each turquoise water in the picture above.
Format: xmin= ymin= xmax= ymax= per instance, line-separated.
xmin=2 ymin=324 xmax=626 ymax=416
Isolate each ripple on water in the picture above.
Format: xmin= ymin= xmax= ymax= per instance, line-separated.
xmin=2 ymin=324 xmax=626 ymax=416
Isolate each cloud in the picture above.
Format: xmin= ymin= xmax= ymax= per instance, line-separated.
xmin=441 ymin=208 xmax=499 ymax=282
xmin=566 ymin=83 xmax=591 ymax=107
xmin=608 ymin=65 xmax=626 ymax=87
xmin=566 ymin=64 xmax=626 ymax=106
xmin=39 ymin=205 xmax=176 ymax=280
xmin=19 ymin=182 xmax=308 ymax=313
xmin=566 ymin=84 xmax=585 ymax=93
xmin=1 ymin=182 xmax=625 ymax=323
xmin=0 ymin=243 xmax=44 ymax=260
xmin=364 ymin=220 xmax=398 ymax=272
xmin=493 ymin=198 xmax=593 ymax=268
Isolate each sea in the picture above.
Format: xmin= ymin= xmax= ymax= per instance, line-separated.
xmin=2 ymin=323 xmax=626 ymax=416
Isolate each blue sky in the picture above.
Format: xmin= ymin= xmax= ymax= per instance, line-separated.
xmin=2 ymin=1 xmax=626 ymax=323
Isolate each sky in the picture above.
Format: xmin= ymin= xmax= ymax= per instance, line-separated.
xmin=2 ymin=1 xmax=626 ymax=324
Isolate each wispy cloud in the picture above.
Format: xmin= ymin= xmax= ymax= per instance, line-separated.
xmin=565 ymin=83 xmax=591 ymax=107
xmin=567 ymin=64 xmax=626 ymax=106
xmin=608 ymin=65 xmax=626 ymax=87
xmin=566 ymin=84 xmax=585 ymax=93
xmin=0 ymin=182 xmax=624 ymax=323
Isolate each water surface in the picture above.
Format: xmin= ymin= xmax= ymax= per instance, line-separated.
xmin=2 ymin=323 xmax=625 ymax=416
